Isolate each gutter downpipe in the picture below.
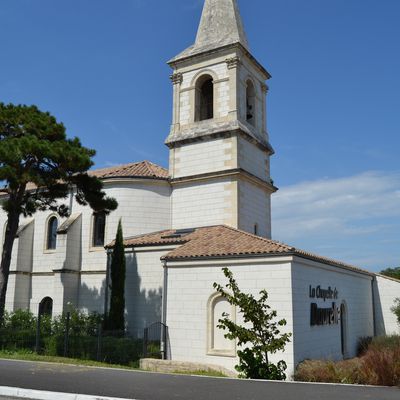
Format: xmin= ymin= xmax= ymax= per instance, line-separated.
xmin=371 ymin=275 xmax=377 ymax=337
xmin=162 ymin=259 xmax=168 ymax=359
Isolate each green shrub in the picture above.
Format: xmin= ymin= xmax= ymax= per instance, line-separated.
xmin=391 ymin=299 xmax=400 ymax=325
xmin=3 ymin=309 xmax=36 ymax=331
xmin=0 ymin=309 xmax=142 ymax=366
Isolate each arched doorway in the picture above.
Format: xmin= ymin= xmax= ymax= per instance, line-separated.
xmin=39 ymin=297 xmax=53 ymax=317
xmin=340 ymin=302 xmax=348 ymax=357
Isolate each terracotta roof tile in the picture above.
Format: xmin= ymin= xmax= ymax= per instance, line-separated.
xmin=0 ymin=161 xmax=169 ymax=196
xmin=115 ymin=225 xmax=372 ymax=276
xmin=89 ymin=161 xmax=169 ymax=180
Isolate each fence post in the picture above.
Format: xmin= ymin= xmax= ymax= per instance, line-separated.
xmin=35 ymin=313 xmax=41 ymax=354
xmin=64 ymin=312 xmax=70 ymax=358
xmin=96 ymin=323 xmax=102 ymax=362
xmin=143 ymin=327 xmax=148 ymax=358
xmin=161 ymin=325 xmax=167 ymax=360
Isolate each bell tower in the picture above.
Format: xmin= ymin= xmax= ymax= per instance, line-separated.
xmin=167 ymin=0 xmax=276 ymax=238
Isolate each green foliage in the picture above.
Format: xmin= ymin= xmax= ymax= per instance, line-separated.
xmin=105 ymin=220 xmax=126 ymax=331
xmin=391 ymin=299 xmax=400 ymax=325
xmin=0 ymin=309 xmax=141 ymax=366
xmin=213 ymin=268 xmax=291 ymax=380
xmin=0 ymin=103 xmax=118 ymax=323
xmin=0 ymin=310 xmax=36 ymax=350
xmin=380 ymin=267 xmax=400 ymax=281
xmin=51 ymin=309 xmax=103 ymax=337
xmin=0 ymin=103 xmax=118 ymax=217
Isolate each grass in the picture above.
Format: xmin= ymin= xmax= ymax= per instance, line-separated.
xmin=0 ymin=350 xmax=230 ymax=378
xmin=0 ymin=349 xmax=139 ymax=370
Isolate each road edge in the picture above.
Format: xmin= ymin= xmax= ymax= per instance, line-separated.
xmin=0 ymin=386 xmax=136 ymax=400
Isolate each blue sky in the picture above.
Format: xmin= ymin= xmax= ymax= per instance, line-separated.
xmin=1 ymin=0 xmax=399 ymax=271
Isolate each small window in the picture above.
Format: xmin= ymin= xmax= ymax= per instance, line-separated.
xmin=39 ymin=297 xmax=53 ymax=317
xmin=195 ymin=75 xmax=214 ymax=121
xmin=92 ymin=212 xmax=106 ymax=247
xmin=254 ymin=224 xmax=259 ymax=236
xmin=46 ymin=216 xmax=58 ymax=250
xmin=246 ymin=80 xmax=256 ymax=126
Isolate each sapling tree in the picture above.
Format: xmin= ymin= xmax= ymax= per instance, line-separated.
xmin=213 ymin=267 xmax=292 ymax=380
xmin=105 ymin=219 xmax=126 ymax=331
xmin=0 ymin=103 xmax=118 ymax=323
xmin=392 ymin=299 xmax=400 ymax=325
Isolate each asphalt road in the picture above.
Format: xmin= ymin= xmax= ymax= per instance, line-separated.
xmin=0 ymin=359 xmax=399 ymax=400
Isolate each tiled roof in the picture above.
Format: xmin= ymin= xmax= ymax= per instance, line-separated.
xmin=0 ymin=161 xmax=169 ymax=195
xmin=89 ymin=161 xmax=169 ymax=180
xmin=116 ymin=225 xmax=372 ymax=276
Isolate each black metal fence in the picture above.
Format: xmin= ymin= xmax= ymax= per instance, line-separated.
xmin=0 ymin=312 xmax=143 ymax=367
xmin=0 ymin=310 xmax=168 ymax=366
xmin=143 ymin=321 xmax=168 ymax=360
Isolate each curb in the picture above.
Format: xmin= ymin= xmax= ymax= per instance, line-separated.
xmin=0 ymin=386 xmax=136 ymax=400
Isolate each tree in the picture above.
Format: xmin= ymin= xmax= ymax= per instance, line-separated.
xmin=0 ymin=103 xmax=118 ymax=323
xmin=392 ymin=299 xmax=400 ymax=326
xmin=105 ymin=219 xmax=126 ymax=331
xmin=213 ymin=268 xmax=292 ymax=380
xmin=380 ymin=267 xmax=400 ymax=281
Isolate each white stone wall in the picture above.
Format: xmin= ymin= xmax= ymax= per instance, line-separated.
xmin=73 ymin=180 xmax=171 ymax=274
xmin=172 ymin=137 xmax=234 ymax=179
xmin=125 ymin=249 xmax=168 ymax=337
xmin=374 ymin=275 xmax=400 ymax=336
xmin=64 ymin=215 xmax=82 ymax=272
xmin=237 ymin=136 xmax=269 ymax=181
xmin=165 ymin=261 xmax=294 ymax=375
xmin=238 ymin=178 xmax=271 ymax=238
xmin=79 ymin=273 xmax=106 ymax=313
xmin=291 ymin=259 xmax=374 ymax=370
xmin=171 ymin=177 xmax=235 ymax=229
xmin=1 ymin=178 xmax=171 ymax=316
xmin=30 ymin=275 xmax=56 ymax=315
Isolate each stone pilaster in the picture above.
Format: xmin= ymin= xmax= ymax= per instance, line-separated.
xmin=170 ymin=73 xmax=183 ymax=133
xmin=226 ymin=57 xmax=241 ymax=120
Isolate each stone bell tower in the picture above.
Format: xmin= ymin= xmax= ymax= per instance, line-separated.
xmin=166 ymin=0 xmax=276 ymax=238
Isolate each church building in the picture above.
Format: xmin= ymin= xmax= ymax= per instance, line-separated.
xmin=2 ymin=0 xmax=399 ymax=378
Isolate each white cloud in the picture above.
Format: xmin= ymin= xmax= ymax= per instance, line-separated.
xmin=272 ymin=171 xmax=400 ymax=270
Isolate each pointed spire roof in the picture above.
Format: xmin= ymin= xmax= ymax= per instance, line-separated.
xmin=169 ymin=0 xmax=249 ymax=63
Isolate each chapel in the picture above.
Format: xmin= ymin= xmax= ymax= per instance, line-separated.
xmin=2 ymin=0 xmax=399 ymax=377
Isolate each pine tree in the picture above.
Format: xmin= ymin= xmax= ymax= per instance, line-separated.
xmin=106 ymin=219 xmax=126 ymax=331
xmin=0 ymin=103 xmax=118 ymax=323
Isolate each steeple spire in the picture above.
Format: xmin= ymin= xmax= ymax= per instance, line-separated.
xmin=170 ymin=0 xmax=249 ymax=62
xmin=195 ymin=0 xmax=249 ymax=50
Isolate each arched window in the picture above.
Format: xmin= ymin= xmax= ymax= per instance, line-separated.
xmin=207 ymin=293 xmax=236 ymax=356
xmin=92 ymin=212 xmax=106 ymax=247
xmin=195 ymin=75 xmax=214 ymax=121
xmin=246 ymin=80 xmax=256 ymax=126
xmin=46 ymin=216 xmax=58 ymax=250
xmin=39 ymin=297 xmax=53 ymax=317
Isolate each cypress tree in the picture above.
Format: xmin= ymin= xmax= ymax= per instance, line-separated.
xmin=107 ymin=219 xmax=126 ymax=331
